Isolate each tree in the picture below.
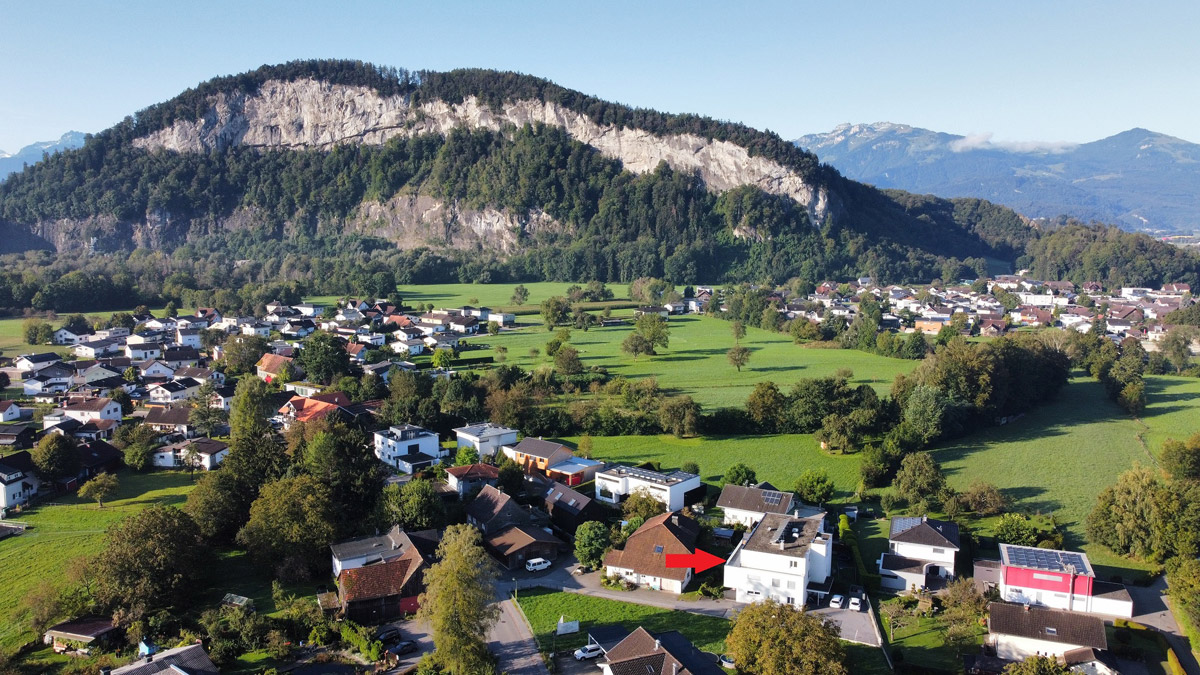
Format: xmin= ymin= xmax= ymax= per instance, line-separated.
xmin=382 ymin=478 xmax=446 ymax=531
xmin=574 ymin=521 xmax=611 ymax=569
xmin=577 ymin=434 xmax=593 ymax=459
xmin=1160 ymin=326 xmax=1196 ymax=373
xmin=417 ymin=524 xmax=500 ymax=675
xmin=554 ymin=346 xmax=583 ymax=375
xmin=892 ymin=452 xmax=946 ymax=504
xmin=78 ymin=472 xmax=119 ymax=508
xmin=224 ymin=377 xmax=287 ymax=494
xmin=93 ymin=505 xmax=207 ymax=621
xmin=164 ymin=301 xmax=178 ymax=318
xmin=540 ymin=296 xmax=570 ymax=330
xmin=723 ymin=462 xmax=757 ymax=487
xmin=1002 ymin=656 xmax=1070 ymax=675
xmin=123 ymin=366 xmax=139 ymax=382
xmin=510 ymin=284 xmax=529 ymax=306
xmin=297 ymin=331 xmax=350 ymax=385
xmin=32 ymin=434 xmax=81 ymax=480
xmin=622 ymin=488 xmax=666 ymax=521
xmin=634 ymin=314 xmax=670 ymax=353
xmin=110 ymin=388 xmax=134 ymax=416
xmin=431 ymin=348 xmax=454 ymax=369
xmin=301 ymin=426 xmax=385 ymax=536
xmin=726 ymin=598 xmax=847 ymax=675
xmin=994 ymin=513 xmax=1038 ymax=547
xmin=620 ymin=333 xmax=654 ymax=359
xmin=746 ymin=381 xmax=786 ymax=432
xmin=455 ymin=446 xmax=480 ymax=466
xmin=731 ymin=320 xmax=746 ymax=344
xmin=222 ymin=335 xmax=270 ymax=374
xmin=237 ymin=475 xmax=337 ymax=580
xmin=23 ymin=318 xmax=53 ymax=345
xmin=1085 ymin=465 xmax=1167 ymax=559
xmin=1162 ymin=433 xmax=1200 ymax=481
xmin=61 ymin=313 xmax=91 ymax=336
xmin=497 ymin=460 xmax=524 ymax=496
xmin=189 ymin=383 xmax=228 ymax=437
xmin=794 ymin=469 xmax=835 ymax=505
xmin=185 ymin=469 xmax=248 ymax=543
xmin=902 ymin=330 xmax=928 ymax=359
xmin=727 ymin=345 xmax=751 ymax=372
xmin=658 ymin=395 xmax=700 ymax=437
xmin=486 ymin=321 xmax=500 ymax=335
xmin=964 ymin=481 xmax=1007 ymax=515
xmin=879 ymin=601 xmax=909 ymax=641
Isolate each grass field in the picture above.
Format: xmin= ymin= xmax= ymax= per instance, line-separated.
xmin=882 ymin=607 xmax=984 ymax=673
xmin=560 ymin=433 xmax=862 ymax=500
xmin=1139 ymin=375 xmax=1200 ymax=455
xmin=0 ymin=470 xmax=197 ymax=656
xmin=928 ymin=377 xmax=1161 ymax=577
xmin=308 ymin=281 xmax=633 ymax=316
xmin=484 ymin=314 xmax=917 ymax=409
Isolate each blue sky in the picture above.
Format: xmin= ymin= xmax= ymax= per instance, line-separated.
xmin=1 ymin=1 xmax=1198 ymax=152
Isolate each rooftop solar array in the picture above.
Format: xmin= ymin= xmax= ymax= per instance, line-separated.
xmin=1001 ymin=544 xmax=1093 ymax=576
xmin=603 ymin=465 xmax=696 ymax=485
xmin=762 ymin=490 xmax=785 ymax=506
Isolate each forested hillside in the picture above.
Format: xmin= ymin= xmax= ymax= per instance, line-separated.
xmin=0 ymin=60 xmax=1196 ymax=313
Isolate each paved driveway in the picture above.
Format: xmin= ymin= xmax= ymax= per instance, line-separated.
xmin=489 ymin=598 xmax=550 ymax=675
xmin=808 ymin=598 xmax=881 ymax=647
xmin=1128 ymin=578 xmax=1200 ymax=675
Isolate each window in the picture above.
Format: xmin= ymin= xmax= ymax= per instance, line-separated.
xmin=1044 ymin=627 xmax=1057 ymax=636
xmin=654 ymin=545 xmax=664 ymax=554
xmin=787 ymin=580 xmax=796 ymax=590
xmin=407 ymin=443 xmax=419 ymax=454
xmin=789 ymin=561 xmax=799 ymax=568
xmin=772 ymin=578 xmax=780 ymax=588
xmin=568 ymin=499 xmax=578 ymax=507
xmin=932 ymin=547 xmax=945 ymax=554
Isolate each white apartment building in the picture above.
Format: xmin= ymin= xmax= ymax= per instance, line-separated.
xmin=454 ymin=423 xmax=519 ymax=458
xmin=595 ymin=464 xmax=701 ymax=512
xmin=723 ymin=512 xmax=833 ymax=608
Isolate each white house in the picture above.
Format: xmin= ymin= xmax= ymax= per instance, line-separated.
xmin=878 ymin=516 xmax=960 ymax=591
xmin=595 ymin=464 xmax=700 ymax=512
xmin=241 ymin=323 xmax=272 ymax=338
xmin=174 ymin=328 xmax=201 ymax=349
xmin=373 ymin=424 xmax=444 ymax=473
xmin=14 ymin=353 xmax=62 ymax=373
xmin=74 ymin=339 xmax=122 ymax=359
xmin=23 ymin=369 xmax=72 ymax=396
xmin=125 ymin=343 xmax=163 ymax=361
xmin=329 ymin=525 xmax=430 ymax=577
xmin=152 ymin=438 xmax=229 ymax=471
xmin=147 ymin=378 xmax=202 ymax=406
xmin=61 ymin=397 xmax=123 ymax=424
xmin=139 ymin=360 xmax=175 ymax=380
xmin=724 ymin=511 xmax=833 ymax=607
xmin=716 ymin=482 xmax=794 ymax=528
xmin=454 ymin=423 xmax=519 ymax=458
xmin=0 ymin=451 xmax=40 ymax=511
xmin=986 ymin=602 xmax=1107 ymax=662
xmin=0 ymin=400 xmax=22 ymax=423
xmin=52 ymin=327 xmax=91 ymax=345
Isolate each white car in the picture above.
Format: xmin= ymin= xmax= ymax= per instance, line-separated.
xmin=574 ymin=644 xmax=604 ymax=661
xmin=849 ymin=597 xmax=863 ymax=612
xmin=829 ymin=594 xmax=845 ymax=609
xmin=525 ymin=557 xmax=551 ymax=572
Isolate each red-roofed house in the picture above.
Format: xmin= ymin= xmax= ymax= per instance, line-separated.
xmin=277 ymin=392 xmax=352 ymax=429
xmin=336 ymin=543 xmax=431 ymax=623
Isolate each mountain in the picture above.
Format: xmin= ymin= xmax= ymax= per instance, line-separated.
xmin=795 ymin=123 xmax=1200 ymax=234
xmin=0 ymin=131 xmax=87 ymax=179
xmin=0 ymin=61 xmax=1195 ymax=313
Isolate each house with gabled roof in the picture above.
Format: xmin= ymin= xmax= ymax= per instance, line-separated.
xmin=595 ymin=627 xmax=723 ymax=675
xmin=986 ymin=602 xmax=1107 ymax=662
xmin=503 ymin=437 xmax=574 ymax=475
xmin=0 ymin=451 xmax=40 ymax=510
xmin=465 ymin=485 xmax=561 ymax=568
xmin=604 ymin=511 xmax=699 ymax=593
xmin=143 ymin=406 xmax=195 ymax=438
xmin=112 ymin=643 xmax=219 ymax=675
xmin=878 ymin=515 xmax=960 ymax=591
xmin=333 ymin=527 xmax=440 ymax=623
xmin=542 ymin=480 xmax=604 ymax=534
xmin=43 ymin=616 xmax=120 ymax=653
xmin=716 ymin=482 xmax=793 ymax=527
xmin=445 ymin=463 xmax=500 ymax=497
xmin=724 ymin=510 xmax=833 ymax=607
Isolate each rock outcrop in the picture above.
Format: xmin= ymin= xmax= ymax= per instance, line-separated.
xmin=134 ymin=78 xmax=831 ymax=225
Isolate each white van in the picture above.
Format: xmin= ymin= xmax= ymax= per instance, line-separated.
xmin=525 ymin=557 xmax=551 ymax=572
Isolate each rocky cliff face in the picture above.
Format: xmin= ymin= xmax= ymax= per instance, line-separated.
xmin=347 ymin=194 xmax=566 ymax=253
xmin=134 ymin=78 xmax=832 ymax=226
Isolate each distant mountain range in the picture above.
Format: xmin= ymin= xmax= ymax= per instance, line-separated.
xmin=795 ymin=123 xmax=1200 ymax=234
xmin=0 ymin=131 xmax=87 ymax=178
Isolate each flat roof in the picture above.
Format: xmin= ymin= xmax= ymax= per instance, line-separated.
xmin=741 ymin=512 xmax=826 ymax=558
xmin=598 ymin=464 xmax=697 ymax=486
xmin=999 ymin=544 xmax=1093 ymax=577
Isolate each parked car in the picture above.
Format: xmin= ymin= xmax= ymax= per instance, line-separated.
xmin=829 ymin=594 xmax=845 ymax=609
xmin=574 ymin=644 xmax=604 ymax=661
xmin=849 ymin=597 xmax=862 ymax=612
xmin=375 ymin=626 xmax=402 ymax=644
xmin=388 ymin=641 xmax=418 ymax=656
xmin=525 ymin=557 xmax=551 ymax=572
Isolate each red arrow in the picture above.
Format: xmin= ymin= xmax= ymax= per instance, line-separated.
xmin=665 ymin=549 xmax=725 ymax=574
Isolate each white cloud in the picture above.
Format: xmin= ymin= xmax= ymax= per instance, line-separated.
xmin=949 ymin=132 xmax=1078 ymax=154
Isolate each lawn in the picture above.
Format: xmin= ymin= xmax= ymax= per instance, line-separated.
xmin=0 ymin=470 xmax=198 ymax=655
xmin=480 ymin=314 xmax=918 ymax=409
xmin=929 ymin=376 xmax=1159 ymax=579
xmin=1139 ymin=375 xmax=1200 ymax=456
xmin=559 ymin=433 xmax=863 ymax=501
xmin=882 ymin=608 xmax=984 ymax=674
xmin=514 ymin=588 xmax=730 ymax=654
xmin=308 ymin=281 xmax=633 ymax=316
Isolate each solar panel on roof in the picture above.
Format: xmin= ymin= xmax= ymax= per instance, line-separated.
xmin=762 ymin=491 xmax=783 ymax=506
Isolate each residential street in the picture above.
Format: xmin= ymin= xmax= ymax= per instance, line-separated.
xmin=1128 ymin=577 xmax=1200 ymax=675
xmin=488 ymin=598 xmax=550 ymax=675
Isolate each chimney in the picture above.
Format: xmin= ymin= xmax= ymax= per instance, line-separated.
xmin=1024 ymin=604 xmax=1030 ymax=612
xmin=655 ymin=639 xmax=661 ymax=651
xmin=673 ymin=663 xmax=678 ymax=675
xmin=778 ymin=539 xmax=786 ymax=551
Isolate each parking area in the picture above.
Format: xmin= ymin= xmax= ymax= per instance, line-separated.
xmin=377 ymin=619 xmax=434 ymax=672
xmin=808 ymin=596 xmax=881 ymax=647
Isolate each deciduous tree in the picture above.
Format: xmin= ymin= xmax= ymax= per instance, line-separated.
xmin=32 ymin=434 xmax=80 ymax=480
xmin=727 ymin=345 xmax=751 ymax=372
xmin=78 ymin=473 xmax=119 ymax=508
xmin=794 ymin=469 xmax=835 ymax=505
xmin=417 ymin=524 xmax=500 ymax=675
xmin=236 ymin=475 xmax=336 ymax=580
xmin=892 ymin=452 xmax=946 ymax=504
xmin=726 ymin=598 xmax=847 ymax=675
xmin=722 ymin=462 xmax=757 ymax=487
xmin=93 ymin=505 xmax=207 ymax=621
xmin=574 ymin=521 xmax=611 ymax=569
xmin=382 ymin=478 xmax=445 ymax=531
